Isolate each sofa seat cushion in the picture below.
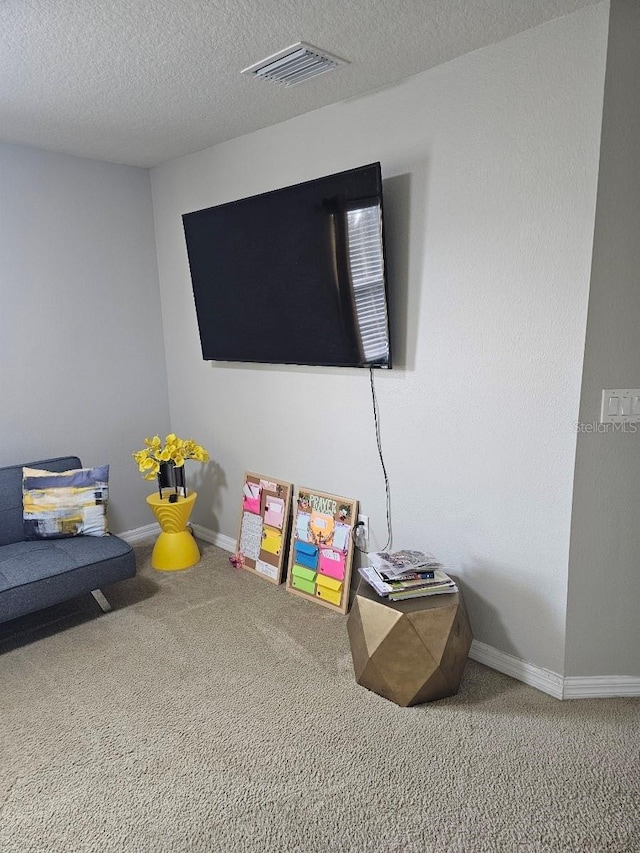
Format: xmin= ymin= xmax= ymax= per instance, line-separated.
xmin=0 ymin=535 xmax=132 ymax=592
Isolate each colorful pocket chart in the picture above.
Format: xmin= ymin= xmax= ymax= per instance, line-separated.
xmin=236 ymin=472 xmax=292 ymax=585
xmin=286 ymin=488 xmax=357 ymax=614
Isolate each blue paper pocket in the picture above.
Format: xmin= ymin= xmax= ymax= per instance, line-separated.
xmin=294 ymin=540 xmax=319 ymax=569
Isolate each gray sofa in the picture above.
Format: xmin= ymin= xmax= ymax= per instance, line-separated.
xmin=0 ymin=456 xmax=136 ymax=624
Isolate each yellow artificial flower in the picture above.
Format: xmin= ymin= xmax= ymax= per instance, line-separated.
xmin=132 ymin=433 xmax=210 ymax=481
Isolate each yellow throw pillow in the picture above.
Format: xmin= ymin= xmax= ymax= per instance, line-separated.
xmin=23 ymin=465 xmax=109 ymax=539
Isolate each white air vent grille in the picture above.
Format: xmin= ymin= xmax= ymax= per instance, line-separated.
xmin=242 ymin=42 xmax=347 ymax=87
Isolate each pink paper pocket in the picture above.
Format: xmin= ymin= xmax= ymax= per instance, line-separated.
xmin=243 ymin=482 xmax=261 ymax=514
xmin=264 ymin=496 xmax=285 ymax=529
xmin=319 ymin=548 xmax=345 ymax=581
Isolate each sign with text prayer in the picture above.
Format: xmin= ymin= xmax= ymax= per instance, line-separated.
xmin=286 ymin=487 xmax=358 ymax=614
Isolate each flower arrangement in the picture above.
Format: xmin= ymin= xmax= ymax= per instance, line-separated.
xmin=229 ymin=551 xmax=245 ymax=570
xmin=133 ymin=434 xmax=210 ymax=480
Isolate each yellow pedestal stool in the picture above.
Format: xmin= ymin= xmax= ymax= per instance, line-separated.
xmin=146 ymin=492 xmax=200 ymax=571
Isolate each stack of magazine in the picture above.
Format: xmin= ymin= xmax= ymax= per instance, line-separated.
xmin=358 ymin=550 xmax=457 ymax=601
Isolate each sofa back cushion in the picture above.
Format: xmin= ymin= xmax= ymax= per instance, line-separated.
xmin=0 ymin=457 xmax=81 ymax=546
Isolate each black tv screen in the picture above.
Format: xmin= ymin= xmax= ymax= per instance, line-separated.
xmin=182 ymin=163 xmax=391 ymax=368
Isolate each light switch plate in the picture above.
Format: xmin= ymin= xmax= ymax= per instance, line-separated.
xmin=600 ymin=389 xmax=640 ymax=423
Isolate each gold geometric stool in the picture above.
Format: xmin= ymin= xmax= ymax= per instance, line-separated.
xmin=145 ymin=492 xmax=200 ymax=572
xmin=347 ymin=579 xmax=472 ymax=706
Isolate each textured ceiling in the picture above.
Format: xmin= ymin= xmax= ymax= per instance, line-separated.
xmin=2 ymin=0 xmax=599 ymax=167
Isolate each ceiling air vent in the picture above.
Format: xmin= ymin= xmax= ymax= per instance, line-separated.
xmin=242 ymin=42 xmax=347 ymax=87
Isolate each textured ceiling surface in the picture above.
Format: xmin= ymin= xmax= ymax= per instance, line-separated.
xmin=3 ymin=0 xmax=599 ymax=167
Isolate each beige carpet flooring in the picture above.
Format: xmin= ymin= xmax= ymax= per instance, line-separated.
xmin=1 ymin=540 xmax=638 ymax=853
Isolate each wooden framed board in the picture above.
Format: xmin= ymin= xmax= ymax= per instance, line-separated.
xmin=285 ymin=487 xmax=358 ymax=614
xmin=235 ymin=472 xmax=292 ymax=585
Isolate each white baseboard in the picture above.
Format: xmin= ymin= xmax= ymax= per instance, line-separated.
xmin=116 ymin=521 xmax=236 ymax=552
xmin=116 ymin=522 xmax=160 ymax=544
xmin=190 ymin=523 xmax=236 ymax=553
xmin=563 ymin=676 xmax=640 ymax=699
xmin=470 ymin=640 xmax=640 ymax=699
xmin=470 ymin=640 xmax=565 ymax=699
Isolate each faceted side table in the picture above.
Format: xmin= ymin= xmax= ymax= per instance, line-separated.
xmin=347 ymin=579 xmax=472 ymax=706
xmin=145 ymin=492 xmax=200 ymax=571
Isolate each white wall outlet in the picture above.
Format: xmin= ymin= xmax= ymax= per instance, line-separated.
xmin=357 ymin=514 xmax=369 ymax=548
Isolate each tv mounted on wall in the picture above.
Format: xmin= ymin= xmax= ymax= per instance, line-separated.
xmin=182 ymin=162 xmax=391 ymax=369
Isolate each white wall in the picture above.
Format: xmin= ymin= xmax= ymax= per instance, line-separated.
xmin=0 ymin=142 xmax=170 ymax=532
xmin=151 ymin=5 xmax=608 ymax=673
xmin=566 ymin=0 xmax=640 ymax=677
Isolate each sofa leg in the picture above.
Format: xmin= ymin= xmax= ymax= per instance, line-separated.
xmin=90 ymin=589 xmax=112 ymax=613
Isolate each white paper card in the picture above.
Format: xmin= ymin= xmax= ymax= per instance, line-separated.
xmin=296 ymin=511 xmax=311 ymax=541
xmin=240 ymin=511 xmax=262 ymax=560
xmin=332 ymin=522 xmax=350 ymax=551
xmin=255 ymin=560 xmax=277 ymax=580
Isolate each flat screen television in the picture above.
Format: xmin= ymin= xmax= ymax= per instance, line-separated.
xmin=182 ymin=162 xmax=391 ymax=368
